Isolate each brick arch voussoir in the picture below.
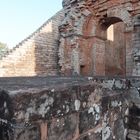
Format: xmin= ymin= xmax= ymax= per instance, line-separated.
xmin=107 ymin=7 xmax=132 ymax=28
xmin=82 ymin=16 xmax=99 ymax=37
xmin=82 ymin=7 xmax=133 ymax=37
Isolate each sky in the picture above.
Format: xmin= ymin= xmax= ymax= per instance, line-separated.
xmin=0 ymin=0 xmax=62 ymax=48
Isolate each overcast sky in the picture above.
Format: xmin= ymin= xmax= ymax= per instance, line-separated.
xmin=0 ymin=0 xmax=62 ymax=48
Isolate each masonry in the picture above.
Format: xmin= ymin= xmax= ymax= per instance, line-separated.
xmin=59 ymin=0 xmax=140 ymax=76
xmin=0 ymin=0 xmax=140 ymax=77
xmin=0 ymin=76 xmax=139 ymax=140
xmin=0 ymin=0 xmax=140 ymax=140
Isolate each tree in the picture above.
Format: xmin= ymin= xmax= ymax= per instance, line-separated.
xmin=0 ymin=42 xmax=9 ymax=57
xmin=0 ymin=42 xmax=7 ymax=50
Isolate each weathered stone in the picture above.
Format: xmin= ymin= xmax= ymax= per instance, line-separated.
xmin=0 ymin=77 xmax=138 ymax=140
xmin=14 ymin=124 xmax=40 ymax=140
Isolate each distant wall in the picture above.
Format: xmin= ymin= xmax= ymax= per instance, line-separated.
xmin=0 ymin=10 xmax=64 ymax=77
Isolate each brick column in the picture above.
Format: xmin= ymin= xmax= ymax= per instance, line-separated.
xmin=132 ymin=15 xmax=140 ymax=76
xmin=40 ymin=122 xmax=48 ymax=140
xmin=92 ymin=37 xmax=105 ymax=76
xmin=71 ymin=47 xmax=80 ymax=75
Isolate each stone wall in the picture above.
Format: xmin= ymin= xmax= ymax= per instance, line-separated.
xmin=0 ymin=10 xmax=64 ymax=77
xmin=0 ymin=77 xmax=139 ymax=140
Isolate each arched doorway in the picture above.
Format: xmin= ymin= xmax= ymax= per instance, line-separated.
xmin=97 ymin=17 xmax=126 ymax=76
xmin=105 ymin=20 xmax=126 ymax=75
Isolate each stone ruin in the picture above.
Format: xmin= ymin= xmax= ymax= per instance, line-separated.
xmin=0 ymin=0 xmax=140 ymax=140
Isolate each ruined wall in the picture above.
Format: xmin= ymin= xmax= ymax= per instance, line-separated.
xmin=0 ymin=10 xmax=64 ymax=77
xmin=0 ymin=0 xmax=140 ymax=77
xmin=0 ymin=77 xmax=139 ymax=140
xmin=59 ymin=0 xmax=140 ymax=76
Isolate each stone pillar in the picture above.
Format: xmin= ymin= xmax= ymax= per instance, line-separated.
xmin=71 ymin=47 xmax=80 ymax=75
xmin=132 ymin=15 xmax=140 ymax=76
xmin=40 ymin=122 xmax=48 ymax=140
xmin=92 ymin=37 xmax=105 ymax=76
xmin=125 ymin=27 xmax=133 ymax=76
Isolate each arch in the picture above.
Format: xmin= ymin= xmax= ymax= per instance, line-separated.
xmin=107 ymin=7 xmax=132 ymax=27
xmin=82 ymin=7 xmax=133 ymax=37
xmin=99 ymin=17 xmax=123 ymax=30
xmin=60 ymin=3 xmax=134 ymax=76
xmin=81 ymin=13 xmax=132 ymax=76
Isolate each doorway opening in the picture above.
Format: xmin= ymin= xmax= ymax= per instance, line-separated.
xmin=106 ymin=22 xmax=126 ymax=75
xmin=100 ymin=17 xmax=126 ymax=76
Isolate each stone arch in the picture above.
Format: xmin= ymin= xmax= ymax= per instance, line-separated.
xmin=59 ymin=1 xmax=135 ymax=76
xmin=107 ymin=7 xmax=132 ymax=28
xmin=80 ymin=7 xmax=133 ymax=76
xmin=82 ymin=7 xmax=133 ymax=37
xmin=99 ymin=17 xmax=123 ymax=30
xmin=80 ymin=16 xmax=106 ymax=75
xmin=105 ymin=8 xmax=133 ymax=75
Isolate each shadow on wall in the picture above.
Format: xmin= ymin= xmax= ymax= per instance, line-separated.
xmin=34 ymin=31 xmax=60 ymax=76
xmin=105 ymin=22 xmax=126 ymax=76
xmin=0 ymin=90 xmax=13 ymax=140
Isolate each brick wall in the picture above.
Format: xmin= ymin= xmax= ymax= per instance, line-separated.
xmin=0 ymin=10 xmax=64 ymax=77
xmin=59 ymin=0 xmax=140 ymax=76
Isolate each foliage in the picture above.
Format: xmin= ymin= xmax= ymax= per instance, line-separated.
xmin=0 ymin=42 xmax=9 ymax=57
xmin=0 ymin=42 xmax=7 ymax=50
xmin=0 ymin=42 xmax=7 ymax=48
